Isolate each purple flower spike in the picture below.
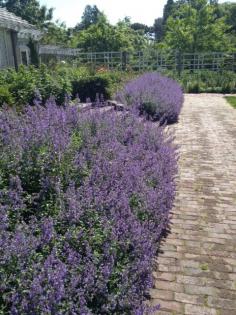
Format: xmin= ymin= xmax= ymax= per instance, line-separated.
xmin=0 ymin=98 xmax=177 ymax=314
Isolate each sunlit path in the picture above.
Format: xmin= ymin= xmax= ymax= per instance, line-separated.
xmin=151 ymin=94 xmax=236 ymax=315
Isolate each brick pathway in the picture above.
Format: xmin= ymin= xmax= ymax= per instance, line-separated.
xmin=150 ymin=94 xmax=236 ymax=315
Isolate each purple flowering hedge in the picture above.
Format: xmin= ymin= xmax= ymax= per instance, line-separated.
xmin=0 ymin=100 xmax=177 ymax=314
xmin=116 ymin=72 xmax=184 ymax=124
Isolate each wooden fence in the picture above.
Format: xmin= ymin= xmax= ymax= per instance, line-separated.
xmin=39 ymin=47 xmax=236 ymax=73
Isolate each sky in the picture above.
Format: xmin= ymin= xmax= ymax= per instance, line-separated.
xmin=39 ymin=0 xmax=236 ymax=28
xmin=39 ymin=0 xmax=168 ymax=27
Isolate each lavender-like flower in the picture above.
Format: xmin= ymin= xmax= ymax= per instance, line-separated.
xmin=116 ymin=72 xmax=184 ymax=124
xmin=0 ymin=100 xmax=177 ymax=314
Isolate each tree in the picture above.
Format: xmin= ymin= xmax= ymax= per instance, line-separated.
xmin=75 ymin=15 xmax=148 ymax=52
xmin=222 ymin=2 xmax=236 ymax=33
xmin=75 ymin=5 xmax=102 ymax=31
xmin=163 ymin=0 xmax=230 ymax=52
xmin=218 ymin=2 xmax=236 ymax=49
xmin=152 ymin=0 xmax=175 ymax=42
xmin=153 ymin=18 xmax=164 ymax=41
xmin=41 ymin=21 xmax=74 ymax=47
xmin=0 ymin=0 xmax=53 ymax=27
xmin=163 ymin=0 xmax=175 ymax=24
xmin=130 ymin=23 xmax=153 ymax=38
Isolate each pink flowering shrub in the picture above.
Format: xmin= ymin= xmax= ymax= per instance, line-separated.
xmin=0 ymin=100 xmax=177 ymax=314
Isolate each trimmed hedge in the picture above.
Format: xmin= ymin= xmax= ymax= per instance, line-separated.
xmin=71 ymin=75 xmax=111 ymax=101
xmin=0 ymin=101 xmax=177 ymax=314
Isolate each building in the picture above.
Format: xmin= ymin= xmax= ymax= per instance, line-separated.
xmin=0 ymin=8 xmax=41 ymax=69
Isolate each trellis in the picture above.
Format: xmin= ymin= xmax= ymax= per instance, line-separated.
xmin=39 ymin=48 xmax=236 ymax=73
xmin=0 ymin=8 xmax=42 ymax=69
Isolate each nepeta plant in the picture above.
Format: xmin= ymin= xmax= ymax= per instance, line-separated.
xmin=116 ymin=72 xmax=184 ymax=124
xmin=0 ymin=100 xmax=177 ymax=314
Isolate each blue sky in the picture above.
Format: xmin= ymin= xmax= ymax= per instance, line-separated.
xmin=39 ymin=0 xmax=236 ymax=27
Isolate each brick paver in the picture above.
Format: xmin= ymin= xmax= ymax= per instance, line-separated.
xmin=151 ymin=94 xmax=236 ymax=315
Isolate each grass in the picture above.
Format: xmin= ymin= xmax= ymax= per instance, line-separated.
xmin=225 ymin=96 xmax=236 ymax=109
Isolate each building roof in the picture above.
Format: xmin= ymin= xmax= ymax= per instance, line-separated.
xmin=0 ymin=8 xmax=41 ymax=40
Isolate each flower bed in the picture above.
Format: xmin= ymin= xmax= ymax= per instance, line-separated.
xmin=116 ymin=72 xmax=183 ymax=124
xmin=0 ymin=101 xmax=177 ymax=314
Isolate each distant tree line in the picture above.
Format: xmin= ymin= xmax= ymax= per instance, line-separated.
xmin=0 ymin=0 xmax=235 ymax=52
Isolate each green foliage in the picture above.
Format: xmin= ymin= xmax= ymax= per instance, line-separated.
xmin=27 ymin=38 xmax=39 ymax=67
xmin=227 ymin=3 xmax=236 ymax=33
xmin=218 ymin=2 xmax=236 ymax=33
xmin=163 ymin=0 xmax=231 ymax=52
xmin=153 ymin=18 xmax=164 ymax=42
xmin=130 ymin=23 xmax=152 ymax=34
xmin=1 ymin=0 xmax=235 ymax=53
xmin=163 ymin=0 xmax=175 ymax=24
xmin=219 ymin=2 xmax=236 ymax=48
xmin=151 ymin=0 xmax=236 ymax=52
xmin=1 ymin=64 xmax=235 ymax=109
xmin=71 ymin=75 xmax=112 ymax=101
xmin=71 ymin=71 xmax=128 ymax=102
xmin=1 ymin=66 xmax=38 ymax=106
xmin=0 ymin=0 xmax=53 ymax=27
xmin=225 ymin=96 xmax=236 ymax=109
xmin=75 ymin=5 xmax=102 ymax=31
xmin=0 ymin=65 xmax=131 ymax=107
xmin=0 ymin=85 xmax=14 ymax=106
xmin=0 ymin=65 xmax=72 ymax=107
xmin=76 ymin=15 xmax=148 ymax=52
xmin=41 ymin=22 xmax=74 ymax=47
xmin=168 ymin=70 xmax=236 ymax=93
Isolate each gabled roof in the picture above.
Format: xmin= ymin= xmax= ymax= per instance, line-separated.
xmin=0 ymin=7 xmax=33 ymax=30
xmin=0 ymin=8 xmax=42 ymax=40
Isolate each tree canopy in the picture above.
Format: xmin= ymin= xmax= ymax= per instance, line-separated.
xmin=163 ymin=0 xmax=231 ymax=52
xmin=1 ymin=0 xmax=235 ymax=52
xmin=153 ymin=18 xmax=164 ymax=41
xmin=75 ymin=15 xmax=148 ymax=52
xmin=75 ymin=5 xmax=102 ymax=31
xmin=163 ymin=0 xmax=175 ymax=23
xmin=0 ymin=0 xmax=53 ymax=27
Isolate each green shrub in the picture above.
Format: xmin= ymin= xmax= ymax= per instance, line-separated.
xmin=0 ymin=65 xmax=130 ymax=107
xmin=37 ymin=65 xmax=72 ymax=104
xmin=1 ymin=65 xmax=236 ymax=109
xmin=166 ymin=70 xmax=236 ymax=94
xmin=0 ymin=65 xmax=72 ymax=107
xmin=71 ymin=74 xmax=112 ymax=101
xmin=0 ymin=85 xmax=14 ymax=106
xmin=71 ymin=70 xmax=129 ymax=102
xmin=186 ymin=81 xmax=201 ymax=93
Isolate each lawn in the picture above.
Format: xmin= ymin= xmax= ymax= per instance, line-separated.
xmin=225 ymin=96 xmax=236 ymax=109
